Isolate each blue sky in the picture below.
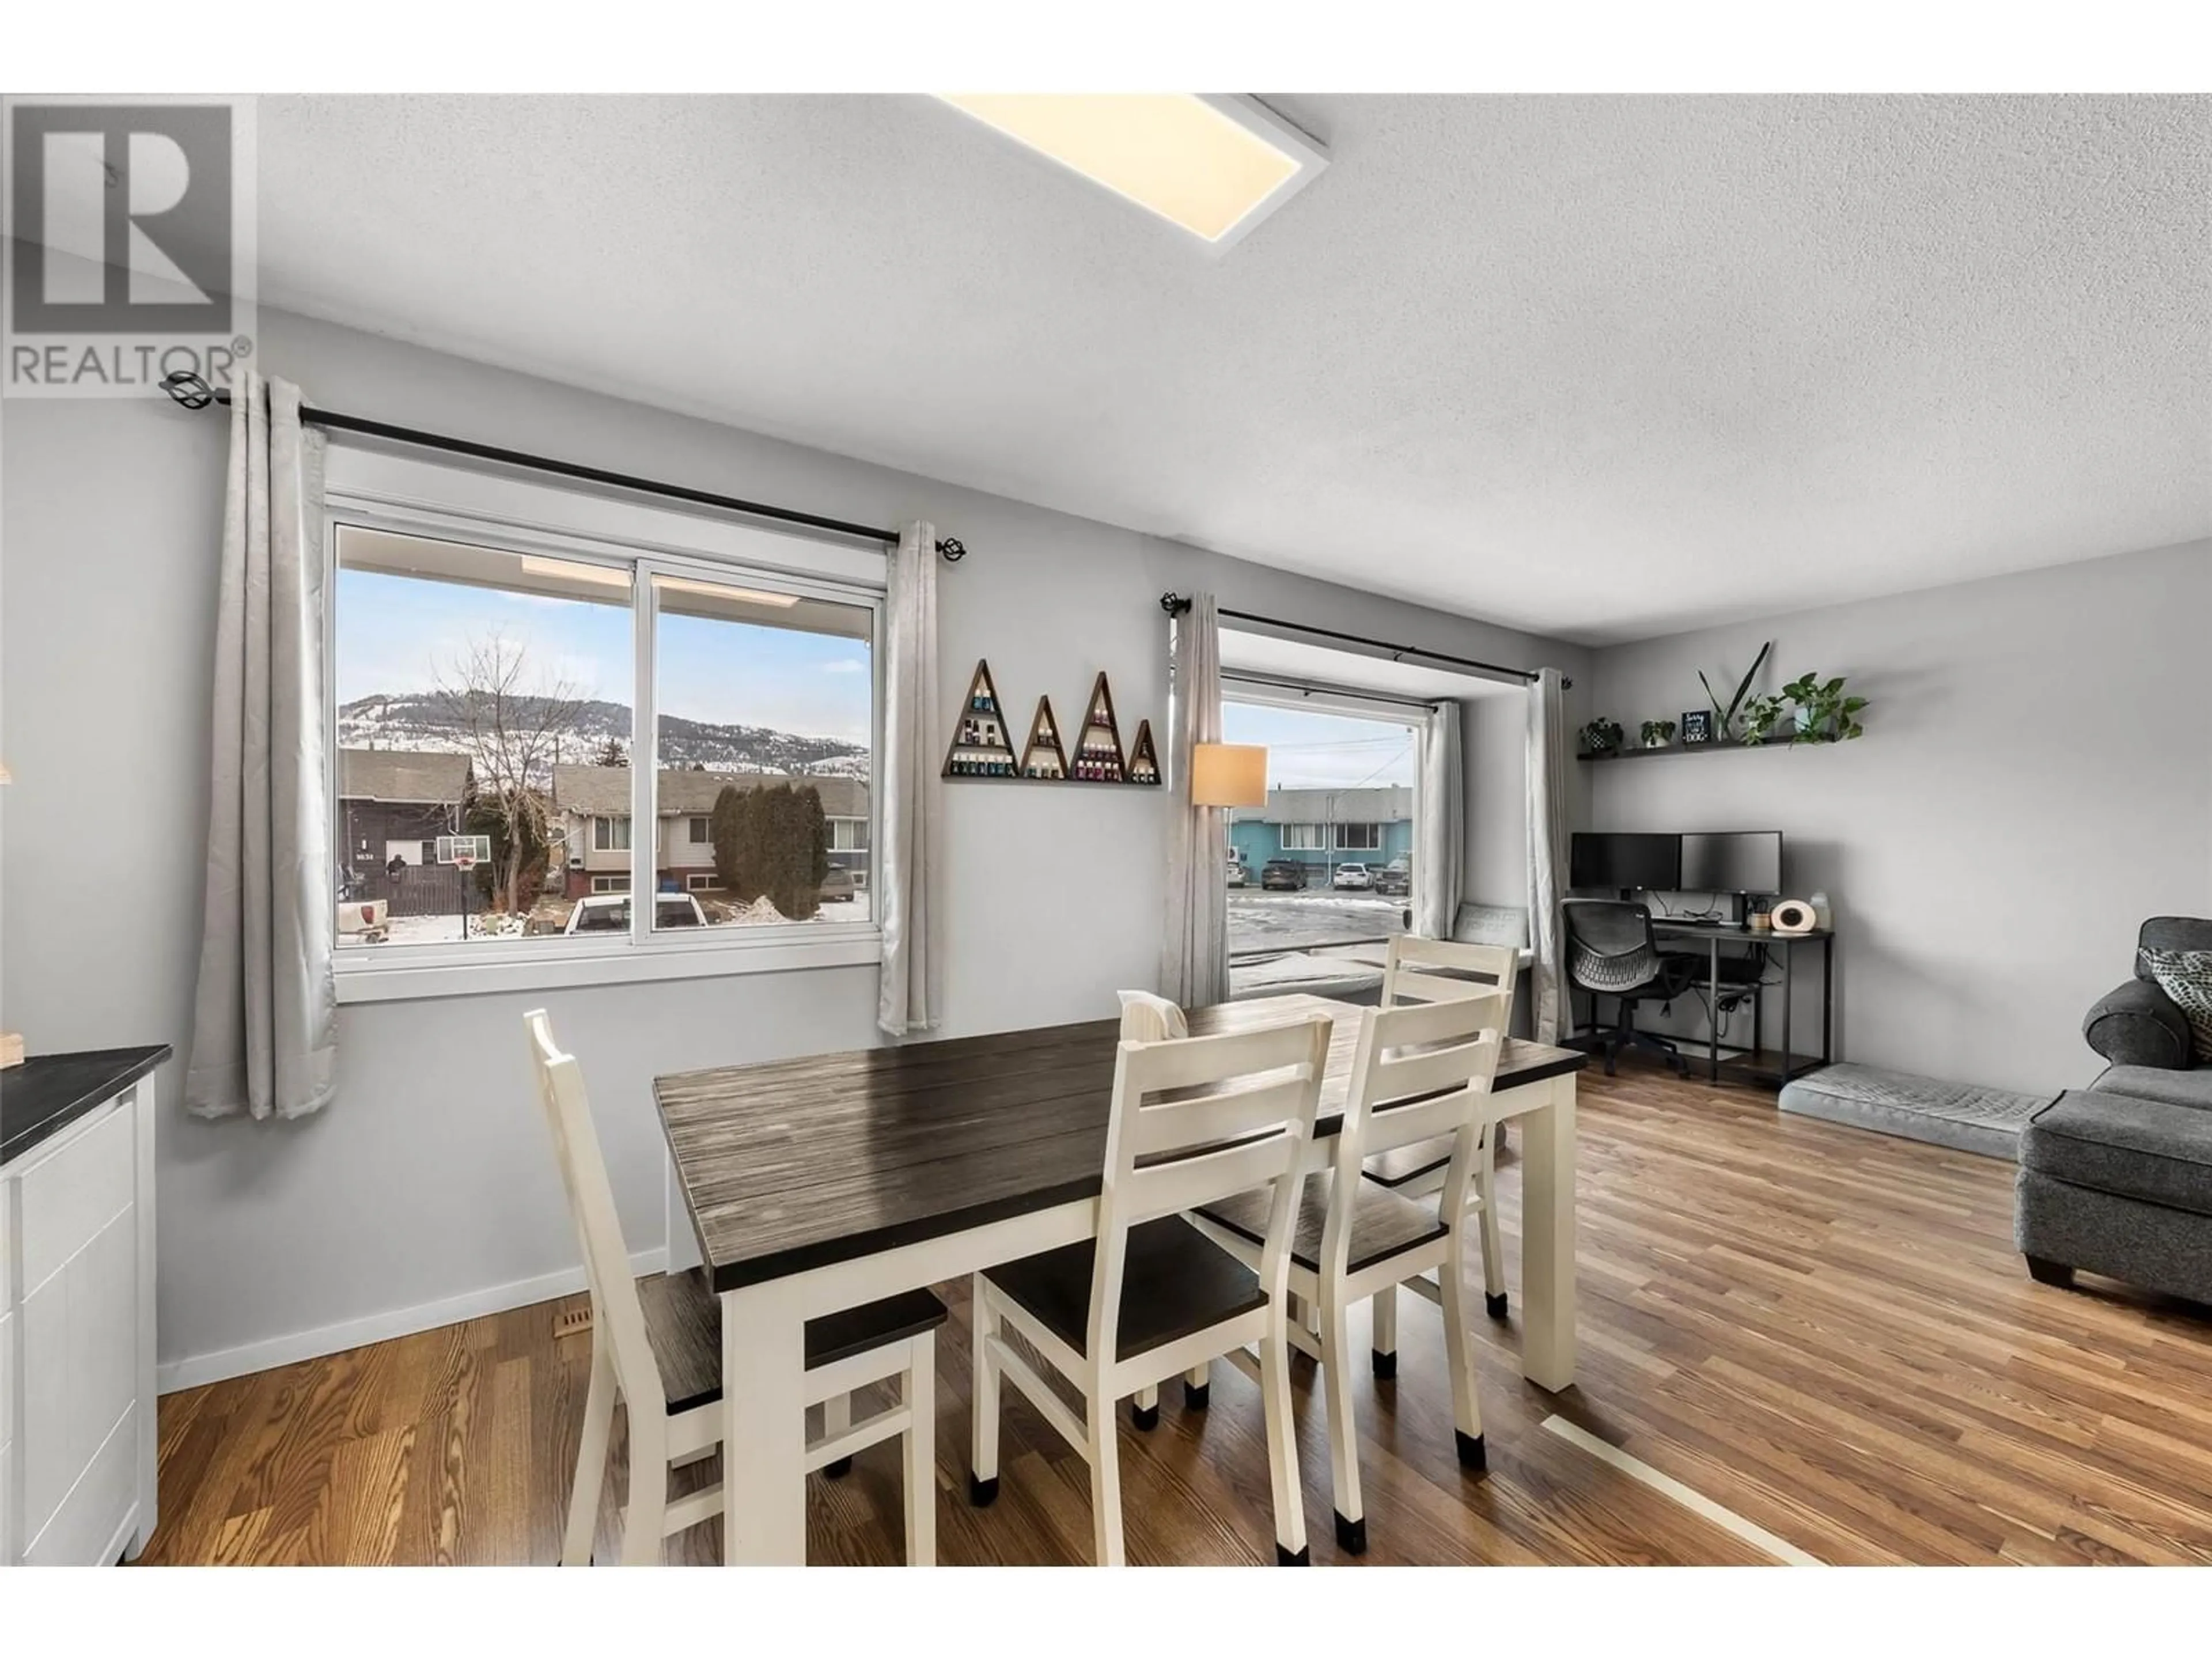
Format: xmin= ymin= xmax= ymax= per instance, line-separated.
xmin=338 ymin=570 xmax=1407 ymax=773
xmin=1222 ymin=700 xmax=1416 ymax=789
xmin=336 ymin=570 xmax=874 ymax=743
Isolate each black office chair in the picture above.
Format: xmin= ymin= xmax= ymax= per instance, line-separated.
xmin=1562 ymin=900 xmax=1700 ymax=1076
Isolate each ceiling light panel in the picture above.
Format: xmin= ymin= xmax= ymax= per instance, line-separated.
xmin=937 ymin=94 xmax=1327 ymax=248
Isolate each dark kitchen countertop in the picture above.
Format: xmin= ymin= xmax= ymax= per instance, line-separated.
xmin=1 ymin=1045 xmax=172 ymax=1165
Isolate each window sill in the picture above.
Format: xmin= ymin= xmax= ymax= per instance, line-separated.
xmin=332 ymin=927 xmax=883 ymax=1005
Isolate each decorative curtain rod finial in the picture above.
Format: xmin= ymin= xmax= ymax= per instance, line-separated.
xmin=1161 ymin=591 xmax=1194 ymax=616
xmin=936 ymin=536 xmax=967 ymax=563
xmin=161 ymin=369 xmax=217 ymax=410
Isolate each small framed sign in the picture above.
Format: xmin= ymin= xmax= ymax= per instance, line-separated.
xmin=1680 ymin=710 xmax=1714 ymax=746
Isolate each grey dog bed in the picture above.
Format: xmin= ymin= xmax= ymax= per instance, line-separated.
xmin=1778 ymin=1063 xmax=2058 ymax=1160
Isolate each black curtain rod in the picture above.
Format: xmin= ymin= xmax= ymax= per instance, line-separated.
xmin=158 ymin=371 xmax=967 ymax=563
xmin=1159 ymin=592 xmax=1570 ymax=690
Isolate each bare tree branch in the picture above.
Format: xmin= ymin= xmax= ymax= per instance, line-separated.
xmin=431 ymin=628 xmax=585 ymax=914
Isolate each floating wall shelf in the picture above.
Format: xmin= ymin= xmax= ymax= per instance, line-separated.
xmin=1578 ymin=736 xmax=1842 ymax=763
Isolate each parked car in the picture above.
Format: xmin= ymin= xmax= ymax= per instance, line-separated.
xmin=1225 ymin=859 xmax=1250 ymax=888
xmin=565 ymin=892 xmax=707 ymax=934
xmin=1374 ymin=858 xmax=1412 ymax=897
xmin=1332 ymin=863 xmax=1374 ymax=891
xmin=1261 ymin=859 xmax=1305 ymax=892
xmin=820 ymin=868 xmax=857 ymax=903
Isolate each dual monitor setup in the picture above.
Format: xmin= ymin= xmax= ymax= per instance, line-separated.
xmin=1570 ymin=830 xmax=1783 ymax=926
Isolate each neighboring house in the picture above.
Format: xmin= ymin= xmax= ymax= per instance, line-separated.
xmin=551 ymin=765 xmax=871 ymax=897
xmin=1228 ymin=785 xmax=1414 ymax=884
xmin=336 ymin=748 xmax=471 ymax=884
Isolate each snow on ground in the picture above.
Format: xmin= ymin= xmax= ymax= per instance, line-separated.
xmin=1228 ymin=890 xmax=1406 ymax=957
xmin=1229 ymin=949 xmax=1386 ymax=998
xmin=338 ymin=888 xmax=871 ymax=950
xmin=1226 ymin=892 xmax=1406 ymax=1002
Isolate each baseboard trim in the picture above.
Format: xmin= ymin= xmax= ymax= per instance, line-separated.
xmin=156 ymin=1247 xmax=666 ymax=1395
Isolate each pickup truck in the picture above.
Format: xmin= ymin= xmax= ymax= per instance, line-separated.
xmin=565 ymin=892 xmax=709 ymax=934
xmin=336 ymin=897 xmax=389 ymax=944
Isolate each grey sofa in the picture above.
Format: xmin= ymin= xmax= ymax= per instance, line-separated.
xmin=2015 ymin=917 xmax=2212 ymax=1302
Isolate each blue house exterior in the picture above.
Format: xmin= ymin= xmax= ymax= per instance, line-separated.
xmin=1228 ymin=785 xmax=1415 ymax=887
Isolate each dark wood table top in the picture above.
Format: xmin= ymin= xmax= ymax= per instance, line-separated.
xmin=655 ymin=994 xmax=1585 ymax=1293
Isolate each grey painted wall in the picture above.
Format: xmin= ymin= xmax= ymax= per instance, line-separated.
xmin=1585 ymin=540 xmax=2211 ymax=1093
xmin=1464 ymin=690 xmax=1539 ymax=914
xmin=0 ymin=306 xmax=1589 ymax=1376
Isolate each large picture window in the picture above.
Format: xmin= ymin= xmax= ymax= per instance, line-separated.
xmin=1220 ymin=695 xmax=1418 ymax=997
xmin=646 ymin=571 xmax=874 ymax=931
xmin=331 ymin=513 xmax=878 ymax=964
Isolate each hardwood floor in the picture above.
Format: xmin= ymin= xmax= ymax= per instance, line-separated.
xmin=135 ymin=1061 xmax=2212 ymax=1565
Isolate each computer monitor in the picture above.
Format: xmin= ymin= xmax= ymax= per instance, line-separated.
xmin=1569 ymin=832 xmax=1681 ymax=893
xmin=1680 ymin=831 xmax=1783 ymax=895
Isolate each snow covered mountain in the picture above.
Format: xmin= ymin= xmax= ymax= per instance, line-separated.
xmin=338 ymin=693 xmax=869 ymax=779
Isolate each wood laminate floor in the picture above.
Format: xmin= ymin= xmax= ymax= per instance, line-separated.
xmin=135 ymin=1062 xmax=2212 ymax=1566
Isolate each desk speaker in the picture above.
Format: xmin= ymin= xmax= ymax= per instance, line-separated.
xmin=1770 ymin=898 xmax=1817 ymax=935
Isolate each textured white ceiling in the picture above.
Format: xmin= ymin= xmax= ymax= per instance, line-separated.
xmin=250 ymin=94 xmax=2210 ymax=644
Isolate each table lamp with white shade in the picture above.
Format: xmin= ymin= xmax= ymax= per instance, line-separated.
xmin=1190 ymin=743 xmax=1268 ymax=809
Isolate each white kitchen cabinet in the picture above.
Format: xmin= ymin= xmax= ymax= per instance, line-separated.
xmin=0 ymin=1048 xmax=167 ymax=1567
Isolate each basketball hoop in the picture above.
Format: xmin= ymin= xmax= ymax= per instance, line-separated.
xmin=436 ymin=832 xmax=493 ymax=871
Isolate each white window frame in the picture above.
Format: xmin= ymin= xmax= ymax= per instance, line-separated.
xmin=591 ymin=874 xmax=631 ymax=895
xmin=687 ymin=815 xmax=711 ymax=844
xmin=1335 ymin=822 xmax=1382 ymax=851
xmin=323 ymin=446 xmax=886 ymax=1003
xmin=1282 ymin=823 xmax=1324 ymax=851
xmin=593 ymin=815 xmax=632 ymax=853
xmin=828 ymin=816 xmax=869 ymax=853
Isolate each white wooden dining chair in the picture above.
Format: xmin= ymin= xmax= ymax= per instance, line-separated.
xmin=524 ymin=1009 xmax=947 ymax=1565
xmin=1115 ymin=988 xmax=1189 ymax=1043
xmin=1191 ymin=987 xmax=1510 ymax=1555
xmin=1365 ymin=936 xmax=1520 ymax=1340
xmin=1114 ymin=990 xmax=1194 ymax=1427
xmin=969 ymin=1014 xmax=1332 ymax=1565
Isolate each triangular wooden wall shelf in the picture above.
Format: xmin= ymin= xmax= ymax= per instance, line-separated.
xmin=942 ymin=664 xmax=1160 ymax=786
xmin=1070 ymin=672 xmax=1127 ymax=783
xmin=1020 ymin=696 xmax=1070 ymax=780
xmin=1126 ymin=719 xmax=1161 ymax=785
xmin=943 ymin=658 xmax=1020 ymax=777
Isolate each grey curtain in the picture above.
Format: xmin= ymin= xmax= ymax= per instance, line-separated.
xmin=1160 ymin=593 xmax=1228 ymax=1006
xmin=877 ymin=521 xmax=944 ymax=1037
xmin=1413 ymin=699 xmax=1463 ymax=940
xmin=185 ymin=372 xmax=338 ymax=1119
xmin=1525 ymin=668 xmax=1570 ymax=1045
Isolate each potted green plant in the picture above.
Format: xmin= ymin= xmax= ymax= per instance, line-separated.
xmin=1697 ymin=641 xmax=1772 ymax=741
xmin=1579 ymin=717 xmax=1624 ymax=755
xmin=1639 ymin=718 xmax=1676 ymax=749
xmin=1782 ymin=673 xmax=1868 ymax=743
xmin=1739 ymin=693 xmax=1788 ymax=746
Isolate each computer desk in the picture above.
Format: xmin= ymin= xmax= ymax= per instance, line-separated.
xmin=1649 ymin=918 xmax=1834 ymax=1088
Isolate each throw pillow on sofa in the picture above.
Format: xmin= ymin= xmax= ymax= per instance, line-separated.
xmin=2142 ymin=946 xmax=2212 ymax=1063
